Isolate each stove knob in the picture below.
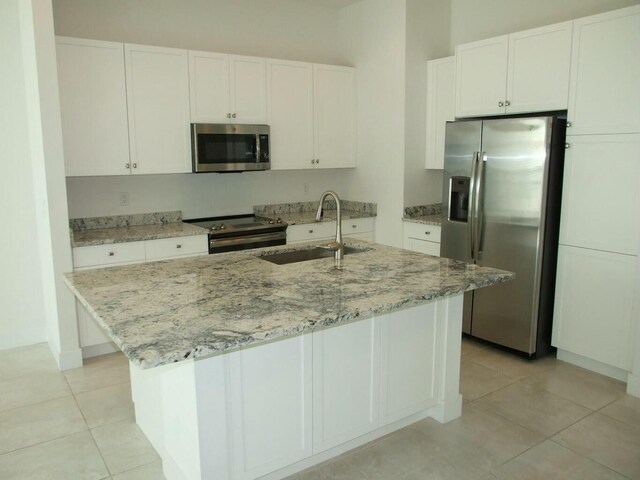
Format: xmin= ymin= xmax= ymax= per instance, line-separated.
xmin=220 ymin=224 xmax=226 ymax=230
xmin=276 ymin=218 xmax=282 ymax=224
xmin=269 ymin=220 xmax=275 ymax=224
xmin=211 ymin=226 xmax=218 ymax=231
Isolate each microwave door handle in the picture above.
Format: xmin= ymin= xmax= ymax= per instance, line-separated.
xmin=255 ymin=134 xmax=261 ymax=163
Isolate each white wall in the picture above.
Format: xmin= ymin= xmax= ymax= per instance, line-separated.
xmin=54 ymin=0 xmax=352 ymax=220
xmin=403 ymin=0 xmax=449 ymax=209
xmin=450 ymin=0 xmax=640 ymax=47
xmin=338 ymin=0 xmax=407 ymax=247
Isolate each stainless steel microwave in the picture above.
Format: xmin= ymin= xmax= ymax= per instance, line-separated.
xmin=191 ymin=124 xmax=270 ymax=173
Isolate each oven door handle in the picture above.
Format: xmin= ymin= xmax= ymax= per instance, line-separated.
xmin=210 ymin=232 xmax=287 ymax=248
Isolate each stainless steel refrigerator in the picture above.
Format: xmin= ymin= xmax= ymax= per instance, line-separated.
xmin=441 ymin=115 xmax=566 ymax=357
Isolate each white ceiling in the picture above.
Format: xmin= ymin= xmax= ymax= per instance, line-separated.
xmin=292 ymin=0 xmax=362 ymax=9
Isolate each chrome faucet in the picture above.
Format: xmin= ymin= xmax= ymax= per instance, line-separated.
xmin=316 ymin=191 xmax=344 ymax=263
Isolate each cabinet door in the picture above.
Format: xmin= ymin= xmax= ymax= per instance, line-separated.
xmin=76 ymin=301 xmax=112 ymax=348
xmin=228 ymin=334 xmax=312 ymax=479
xmin=506 ymin=21 xmax=572 ymax=114
xmin=552 ymin=245 xmax=637 ymax=370
xmin=379 ymin=304 xmax=438 ymax=424
xmin=404 ymin=238 xmax=440 ymax=257
xmin=286 ymin=222 xmax=336 ymax=244
xmin=189 ymin=51 xmax=230 ymax=123
xmin=267 ymin=60 xmax=314 ymax=170
xmin=229 ymin=55 xmax=267 ymax=124
xmin=313 ymin=65 xmax=357 ymax=169
xmin=455 ymin=35 xmax=509 ymax=117
xmin=560 ymin=134 xmax=640 ymax=255
xmin=125 ymin=44 xmax=191 ymax=175
xmin=568 ymin=5 xmax=640 ymax=134
xmin=312 ymin=319 xmax=380 ymax=453
xmin=426 ymin=57 xmax=455 ymax=169
xmin=56 ymin=37 xmax=130 ymax=176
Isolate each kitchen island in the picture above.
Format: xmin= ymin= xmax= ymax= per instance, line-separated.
xmin=64 ymin=240 xmax=513 ymax=480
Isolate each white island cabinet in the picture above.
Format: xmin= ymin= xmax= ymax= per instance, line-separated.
xmin=130 ymin=296 xmax=464 ymax=480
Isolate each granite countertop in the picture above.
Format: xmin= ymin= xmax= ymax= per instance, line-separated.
xmin=71 ymin=222 xmax=209 ymax=247
xmin=254 ymin=200 xmax=377 ymax=226
xmin=259 ymin=210 xmax=376 ymax=226
xmin=402 ymin=214 xmax=443 ymax=226
xmin=64 ymin=240 xmax=513 ymax=369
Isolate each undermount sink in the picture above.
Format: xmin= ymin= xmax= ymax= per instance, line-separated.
xmin=258 ymin=245 xmax=368 ymax=265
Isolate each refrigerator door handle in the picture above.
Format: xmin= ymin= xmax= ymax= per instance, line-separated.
xmin=468 ymin=151 xmax=479 ymax=261
xmin=474 ymin=152 xmax=487 ymax=260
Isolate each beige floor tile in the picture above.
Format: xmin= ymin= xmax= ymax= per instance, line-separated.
xmin=65 ymin=352 xmax=130 ymax=394
xmin=493 ymin=439 xmax=627 ymax=480
xmin=112 ymin=460 xmax=165 ymax=480
xmin=410 ymin=403 xmax=545 ymax=469
xmin=552 ymin=412 xmax=640 ymax=479
xmin=523 ymin=362 xmax=626 ymax=410
xmin=0 ymin=430 xmax=108 ymax=480
xmin=0 ymin=396 xmax=87 ymax=454
xmin=475 ymin=382 xmax=591 ymax=437
xmin=91 ymin=419 xmax=160 ymax=475
xmin=76 ymin=382 xmax=135 ymax=428
xmin=460 ymin=358 xmax=517 ymax=401
xmin=0 ymin=343 xmax=59 ymax=381
xmin=461 ymin=337 xmax=488 ymax=357
xmin=464 ymin=348 xmax=557 ymax=380
xmin=600 ymin=395 xmax=640 ymax=428
xmin=0 ymin=370 xmax=72 ymax=412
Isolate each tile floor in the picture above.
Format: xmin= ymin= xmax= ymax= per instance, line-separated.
xmin=0 ymin=340 xmax=638 ymax=479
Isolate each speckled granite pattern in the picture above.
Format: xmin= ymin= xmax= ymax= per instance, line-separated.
xmin=254 ymin=200 xmax=376 ymax=217
xmin=70 ymin=211 xmax=182 ymax=231
xmin=258 ymin=210 xmax=375 ymax=225
xmin=403 ymin=214 xmax=443 ymax=226
xmin=71 ymin=222 xmax=208 ymax=247
xmin=403 ymin=204 xmax=441 ymax=218
xmin=64 ymin=240 xmax=513 ymax=369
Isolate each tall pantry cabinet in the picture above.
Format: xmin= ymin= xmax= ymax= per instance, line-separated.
xmin=552 ymin=5 xmax=640 ymax=383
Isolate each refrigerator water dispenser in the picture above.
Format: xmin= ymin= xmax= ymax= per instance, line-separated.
xmin=449 ymin=176 xmax=470 ymax=222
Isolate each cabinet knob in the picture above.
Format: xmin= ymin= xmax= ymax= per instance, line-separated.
xmin=176 ymin=244 xmax=182 ymax=249
xmin=132 ymin=163 xmax=137 ymax=169
xmin=227 ymin=113 xmax=231 ymax=118
xmin=352 ymin=225 xmax=357 ymax=228
xmin=505 ymin=100 xmax=511 ymax=106
xmin=565 ymin=143 xmax=571 ymax=149
xmin=316 ymin=159 xmax=319 ymax=164
xmin=566 ymin=121 xmax=573 ymax=128
xmin=498 ymin=101 xmax=504 ymax=107
xmin=425 ymin=231 xmax=431 ymax=235
xmin=108 ymin=252 xmax=115 ymax=257
xmin=309 ymin=229 xmax=314 ymax=234
xmin=311 ymin=159 xmax=315 ymax=165
xmin=125 ymin=163 xmax=130 ymax=169
xmin=232 ymin=113 xmax=237 ymax=118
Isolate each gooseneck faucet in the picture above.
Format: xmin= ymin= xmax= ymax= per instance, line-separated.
xmin=316 ymin=191 xmax=344 ymax=262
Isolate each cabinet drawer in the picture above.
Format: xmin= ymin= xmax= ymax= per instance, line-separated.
xmin=287 ymin=222 xmax=336 ymax=243
xmin=343 ymin=217 xmax=374 ymax=235
xmin=403 ymin=223 xmax=441 ymax=243
xmin=73 ymin=241 xmax=146 ymax=268
xmin=145 ymin=235 xmax=208 ymax=261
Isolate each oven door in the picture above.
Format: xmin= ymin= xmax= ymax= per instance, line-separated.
xmin=192 ymin=124 xmax=270 ymax=172
xmin=210 ymin=231 xmax=286 ymax=254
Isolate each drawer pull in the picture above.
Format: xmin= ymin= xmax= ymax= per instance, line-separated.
xmin=352 ymin=224 xmax=357 ymax=228
xmin=176 ymin=244 xmax=182 ymax=249
xmin=309 ymin=229 xmax=314 ymax=234
xmin=425 ymin=231 xmax=431 ymax=235
xmin=108 ymin=252 xmax=115 ymax=257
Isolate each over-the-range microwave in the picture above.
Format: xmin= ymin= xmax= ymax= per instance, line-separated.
xmin=191 ymin=123 xmax=270 ymax=173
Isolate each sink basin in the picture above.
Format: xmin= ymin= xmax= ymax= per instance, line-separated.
xmin=258 ymin=245 xmax=368 ymax=265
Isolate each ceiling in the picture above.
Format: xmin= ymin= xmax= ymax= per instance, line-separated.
xmin=292 ymin=0 xmax=362 ymax=9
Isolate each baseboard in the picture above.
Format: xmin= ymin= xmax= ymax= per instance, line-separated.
xmin=54 ymin=346 xmax=83 ymax=370
xmin=556 ymin=349 xmax=629 ymax=382
xmin=82 ymin=342 xmax=119 ymax=358
xmin=627 ymin=373 xmax=640 ymax=398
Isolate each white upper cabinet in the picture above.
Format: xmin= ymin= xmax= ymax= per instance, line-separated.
xmin=267 ymin=59 xmax=314 ymax=170
xmin=425 ymin=57 xmax=455 ymax=169
xmin=56 ymin=37 xmax=130 ymax=176
xmin=455 ymin=21 xmax=572 ymax=117
xmin=313 ymin=64 xmax=357 ymax=169
xmin=455 ymin=35 xmax=509 ymax=117
xmin=189 ymin=51 xmax=267 ymax=124
xmin=567 ymin=5 xmax=640 ymax=134
xmin=125 ymin=44 xmax=191 ymax=175
xmin=560 ymin=134 xmax=640 ymax=256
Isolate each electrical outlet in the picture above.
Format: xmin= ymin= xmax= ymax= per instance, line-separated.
xmin=303 ymin=183 xmax=309 ymax=195
xmin=119 ymin=191 xmax=129 ymax=207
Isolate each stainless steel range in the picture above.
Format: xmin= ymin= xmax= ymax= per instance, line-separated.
xmin=184 ymin=214 xmax=287 ymax=254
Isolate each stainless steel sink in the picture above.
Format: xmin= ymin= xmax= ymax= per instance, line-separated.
xmin=258 ymin=246 xmax=368 ymax=265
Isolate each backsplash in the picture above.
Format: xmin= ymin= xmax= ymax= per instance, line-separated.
xmin=254 ymin=200 xmax=377 ymax=216
xmin=69 ymin=211 xmax=182 ymax=231
xmin=403 ymin=203 xmax=441 ymax=218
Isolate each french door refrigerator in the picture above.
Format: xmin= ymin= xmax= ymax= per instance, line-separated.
xmin=441 ymin=115 xmax=566 ymax=357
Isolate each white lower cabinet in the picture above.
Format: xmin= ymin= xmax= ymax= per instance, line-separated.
xmin=403 ymin=223 xmax=441 ymax=257
xmin=228 ymin=335 xmax=313 ymax=480
xmin=287 ymin=218 xmax=375 ymax=245
xmin=380 ymin=304 xmax=438 ymax=424
xmin=552 ymin=245 xmax=637 ymax=371
xmin=312 ymin=318 xmax=380 ymax=453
